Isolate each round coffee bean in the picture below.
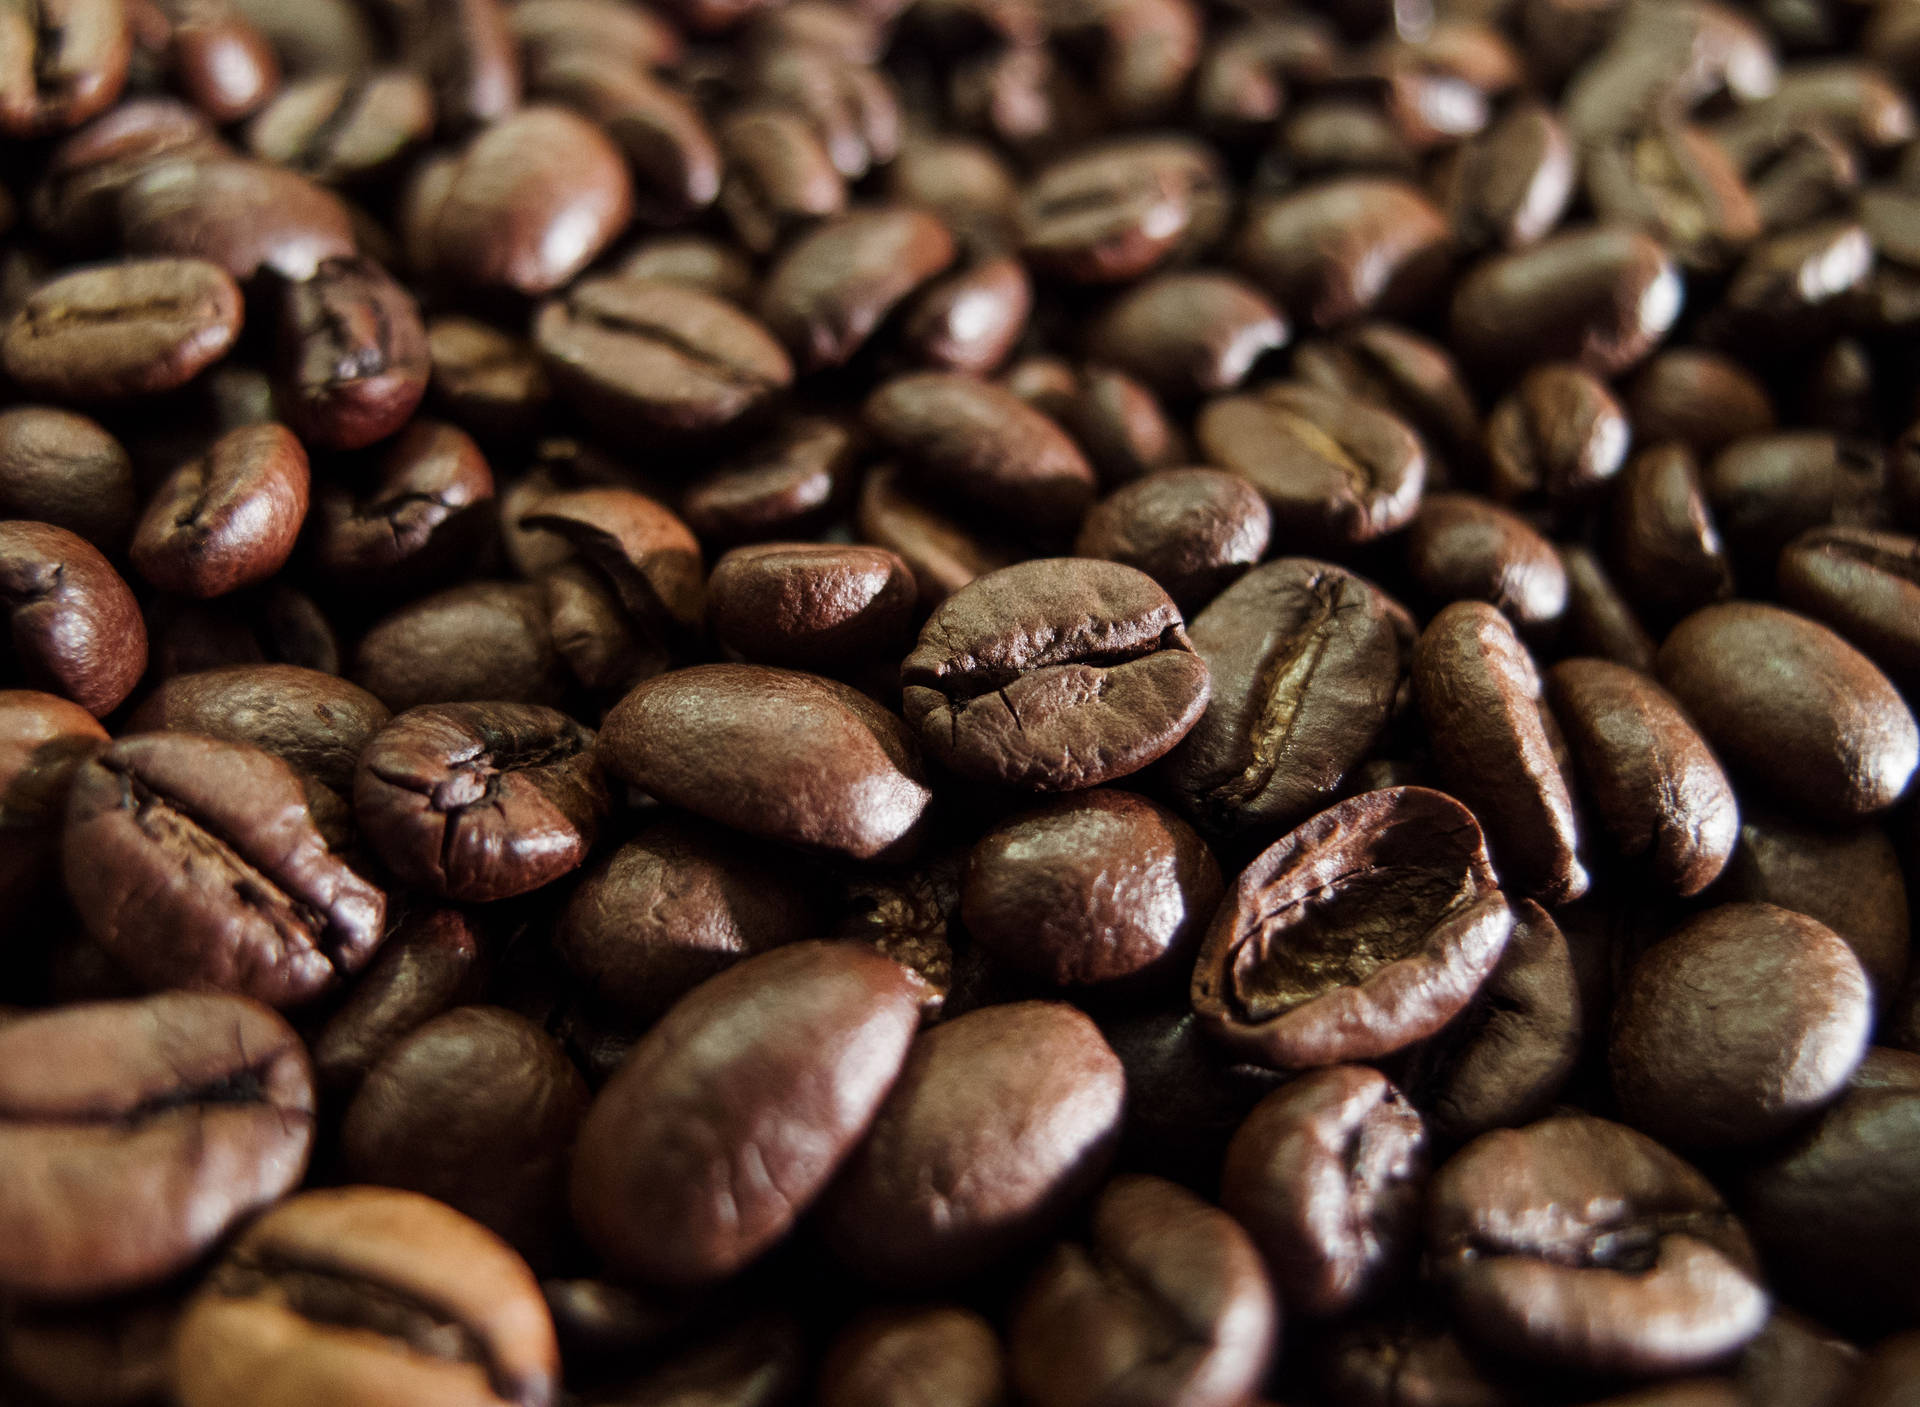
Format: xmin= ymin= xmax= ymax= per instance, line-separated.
xmin=271 ymin=254 xmax=429 ymax=450
xmin=0 ymin=992 xmax=312 ymax=1299
xmin=682 ymin=414 xmax=859 ymax=548
xmin=707 ymin=542 xmax=915 ymax=669
xmin=818 ymin=1306 xmax=1005 ymax=1407
xmin=0 ymin=407 xmax=136 ymax=553
xmin=570 ymin=941 xmax=922 ymax=1286
xmin=354 ymin=702 xmax=606 ymax=902
xmin=1611 ymin=903 xmax=1871 ymax=1148
xmin=900 ymin=558 xmax=1210 ymax=792
xmin=820 ymin=1000 xmax=1125 ymax=1286
xmin=0 ymin=521 xmax=147 ymax=716
xmin=173 ymin=1186 xmax=559 ymax=1407
xmin=1 ymin=258 xmax=242 ymax=401
xmin=899 ymin=255 xmax=1031 ymax=375
xmin=1484 ymin=363 xmax=1630 ymax=511
xmin=1191 ymin=787 xmax=1514 ymax=1068
xmin=1072 ymin=467 xmax=1269 ymax=613
xmin=64 ymin=733 xmax=386 ymax=1007
xmin=117 ymin=157 xmax=356 ymax=281
xmin=1406 ymin=492 xmax=1567 ymax=628
xmin=352 ymin=581 xmax=568 ymax=711
xmin=130 ymin=422 xmax=310 ymax=598
xmin=426 ymin=315 xmax=552 ymax=441
xmin=1657 ymin=602 xmax=1919 ymax=820
xmin=758 ymin=206 xmax=956 ymax=372
xmin=310 ymin=907 xmax=487 ymax=1095
xmin=1018 ymin=137 xmax=1227 ymax=285
xmin=598 ymin=663 xmax=932 ymax=861
xmin=1087 ymin=271 xmax=1288 ymax=401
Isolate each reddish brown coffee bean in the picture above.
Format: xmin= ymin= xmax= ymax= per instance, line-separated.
xmin=758 ymin=206 xmax=956 ymax=372
xmin=0 ymin=407 xmax=136 ymax=553
xmin=1778 ymin=526 xmax=1920 ymax=695
xmin=1485 ymin=363 xmax=1629 ymax=511
xmin=818 ymin=1306 xmax=1005 ymax=1407
xmin=129 ymin=664 xmax=387 ymax=795
xmin=117 ymin=157 xmax=356 ymax=281
xmin=1439 ymin=99 xmax=1575 ymax=252
xmin=0 ymin=689 xmax=106 ymax=910
xmin=715 ymin=105 xmax=845 ymax=256
xmin=0 ymin=0 xmax=131 ymax=138
xmin=309 ymin=907 xmax=487 ymax=1094
xmin=683 ymin=415 xmax=859 ymax=548
xmin=1234 ymin=178 xmax=1452 ymax=330
xmin=707 ymin=542 xmax=915 ymax=670
xmin=426 ymin=315 xmax=552 ymax=441
xmin=0 ymin=521 xmax=146 ymax=716
xmin=899 ymin=254 xmax=1030 ymax=376
xmin=618 ymin=235 xmax=756 ymax=305
xmin=1019 ymin=138 xmax=1227 ymax=285
xmin=387 ymin=0 xmax=519 ymax=132
xmin=855 ymin=462 xmax=1013 ymax=607
xmin=1559 ymin=543 xmax=1657 ymax=674
xmin=353 ymin=582 xmax=568 ymax=712
xmin=1584 ymin=121 xmax=1759 ymax=273
xmin=130 ymin=423 xmax=309 ymax=598
xmin=1407 ymin=493 xmax=1568 ymax=629
xmin=1610 ymin=444 xmax=1734 ymax=626
xmin=271 ymin=255 xmax=427 ymax=450
xmin=1072 ymin=467 xmax=1269 ymax=614
xmin=1087 ymin=271 xmax=1287 ymax=402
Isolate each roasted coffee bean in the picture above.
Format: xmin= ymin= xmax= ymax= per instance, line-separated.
xmin=1625 ymin=349 xmax=1776 ymax=457
xmin=1163 ymin=557 xmax=1406 ymax=834
xmin=900 ymin=558 xmax=1209 ymax=791
xmin=0 ymin=406 xmax=136 ymax=552
xmin=426 ymin=315 xmax=551 ymax=441
xmin=1414 ymin=602 xmax=1587 ymax=903
xmin=1009 ymin=1174 xmax=1276 ymax=1407
xmin=172 ymin=1186 xmax=559 ymax=1407
xmin=243 ymin=69 xmax=434 ymax=185
xmin=1658 ymin=603 xmax=1918 ymax=821
xmin=818 ymin=1306 xmax=1005 ymax=1407
xmin=1192 ymin=787 xmax=1513 ymax=1069
xmin=0 ymin=992 xmax=312 ymax=1299
xmin=1087 ymin=271 xmax=1287 ymax=402
xmin=759 ymin=206 xmax=956 ymax=372
xmin=821 ymin=1000 xmax=1125 ymax=1286
xmin=1704 ymin=433 xmax=1861 ymax=586
xmin=1196 ymin=383 xmax=1425 ymax=550
xmin=64 ymin=732 xmax=385 ymax=1006
xmin=617 ymin=237 xmax=754 ymax=307
xmin=0 ymin=688 xmax=107 ymax=910
xmin=146 ymin=580 xmax=336 ymax=681
xmin=599 ymin=663 xmax=931 ymax=861
xmin=1559 ymin=543 xmax=1658 ymax=674
xmin=1610 ymin=444 xmax=1734 ymax=626
xmin=682 ymin=414 xmax=857 ymax=548
xmin=270 ymin=255 xmax=427 ymax=450
xmin=1731 ymin=1308 xmax=1862 ymax=1407
xmin=715 ymin=105 xmax=845 ymax=256
xmin=0 ymin=0 xmax=130 ymax=138
xmin=1429 ymin=1113 xmax=1769 ymax=1376
xmin=0 ymin=1287 xmax=185 ymax=1407
xmin=1235 ymin=178 xmax=1452 ymax=331
xmin=309 ymin=906 xmax=486 ymax=1095
xmin=1485 ymin=363 xmax=1629 ymax=511
xmin=353 ymin=581 xmax=568 ymax=711
xmin=1289 ymin=320 xmax=1483 ymax=482
xmin=898 ymin=254 xmax=1030 ymax=376
xmin=1019 ymin=138 xmax=1227 ymax=284
xmin=341 ymin=1006 xmax=588 ymax=1263
xmin=386 ymin=0 xmax=518 ymax=133
xmin=306 ymin=418 xmax=492 ymax=589
xmin=571 ymin=941 xmax=921 ymax=1286
xmin=354 ymin=702 xmax=605 ymax=902
xmin=0 ymin=520 xmax=147 ymax=716
xmin=1778 ymin=526 xmax=1920 ymax=695
xmin=533 ymin=276 xmax=792 ymax=441
xmin=1439 ymin=99 xmax=1575 ymax=253
xmin=1406 ymin=493 xmax=1568 ymax=628
xmin=510 ymin=0 xmax=680 ymax=78
xmin=1611 ymin=903 xmax=1870 ymax=1148
xmin=516 ymin=485 xmax=703 ymax=661
xmin=1064 ymin=364 xmax=1192 ymax=487
xmin=130 ymin=422 xmax=309 ymax=598
xmin=1221 ymin=1066 xmax=1425 ymax=1319
xmin=1546 ymin=658 xmax=1738 ymax=897
xmin=854 ymin=462 xmax=1012 ymax=608
xmin=1584 ymin=121 xmax=1759 ymax=273
xmin=29 ymin=97 xmax=228 ymax=250
xmin=1072 ymin=467 xmax=1269 ymax=613
xmin=707 ymin=542 xmax=914 ymax=670
xmin=2 ymin=257 xmax=242 ymax=401
xmin=1318 ymin=1310 xmax=1528 ymax=1407
xmin=144 ymin=0 xmax=279 ymax=124
xmin=117 ymin=157 xmax=355 ymax=281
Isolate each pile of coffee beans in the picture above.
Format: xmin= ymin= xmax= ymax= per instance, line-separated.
xmin=5 ymin=0 xmax=1920 ymax=1399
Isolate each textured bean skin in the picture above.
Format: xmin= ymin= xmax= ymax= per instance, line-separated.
xmin=0 ymin=521 xmax=146 ymax=716
xmin=130 ymin=423 xmax=310 ymax=599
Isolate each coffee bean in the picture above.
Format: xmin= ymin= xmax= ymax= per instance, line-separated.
xmin=1658 ymin=602 xmax=1919 ymax=820
xmin=1319 ymin=1311 xmax=1525 ymax=1407
xmin=147 ymin=0 xmax=280 ymax=124
xmin=426 ymin=315 xmax=552 ymax=441
xmin=0 ymin=992 xmax=312 ymax=1298
xmin=509 ymin=0 xmax=681 ymax=78
xmin=898 ymin=253 xmax=1030 ymax=376
xmin=682 ymin=414 xmax=858 ymax=547
xmin=1009 ymin=1175 xmax=1276 ymax=1407
xmin=1163 ymin=557 xmax=1406 ymax=833
xmin=1234 ymin=177 xmax=1452 ymax=329
xmin=1485 ymin=363 xmax=1629 ymax=511
xmin=1732 ymin=1309 xmax=1862 ymax=1407
xmin=1222 ymin=1066 xmax=1425 ymax=1319
xmin=855 ymin=462 xmax=1013 ymax=607
xmin=515 ymin=485 xmax=704 ymax=656
xmin=1559 ymin=543 xmax=1657 ymax=674
xmin=1072 ymin=467 xmax=1269 ymax=613
xmin=2 ymin=257 xmax=242 ymax=401
xmin=0 ymin=406 xmax=137 ymax=551
xmin=147 ymin=580 xmax=337 ymax=681
xmin=759 ymin=206 xmax=956 ymax=372
xmin=244 ymin=69 xmax=434 ymax=185
xmin=0 ymin=1287 xmax=184 ymax=1407
xmin=131 ymin=422 xmax=310 ymax=598
xmin=1439 ymin=99 xmax=1575 ymax=252
xmin=271 ymin=255 xmax=428 ymax=450
xmin=618 ymin=235 xmax=755 ymax=305
xmin=172 ymin=1186 xmax=559 ymax=1407
xmin=0 ymin=0 xmax=130 ymax=137
xmin=118 ymin=157 xmax=356 ymax=281
xmin=0 ymin=520 xmax=147 ymax=716
xmin=1019 ymin=137 xmax=1227 ymax=284
xmin=353 ymin=581 xmax=568 ymax=711
xmin=355 ymin=702 xmax=605 ymax=902
xmin=707 ymin=541 xmax=914 ymax=670
xmin=307 ymin=418 xmax=494 ymax=589
xmin=129 ymin=663 xmax=388 ymax=794
xmin=30 ymin=97 xmax=229 ymax=251
xmin=1610 ymin=444 xmax=1734 ymax=626
xmin=1625 ymin=349 xmax=1776 ymax=457
xmin=1777 ymin=525 xmax=1920 ymax=695
xmin=1087 ymin=270 xmax=1288 ymax=401
xmin=1584 ymin=121 xmax=1760 ymax=272
xmin=387 ymin=0 xmax=519 ymax=132
xmin=571 ymin=941 xmax=922 ymax=1285
xmin=1289 ymin=320 xmax=1483 ymax=482
xmin=715 ymin=105 xmax=846 ymax=256
xmin=1407 ymin=492 xmax=1568 ymax=628
xmin=819 ymin=1306 xmax=1005 ymax=1407
xmin=1192 ymin=786 xmax=1513 ymax=1068
xmin=0 ymin=688 xmax=107 ymax=909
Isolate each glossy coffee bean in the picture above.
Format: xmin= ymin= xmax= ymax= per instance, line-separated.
xmin=0 ymin=407 xmax=136 ymax=553
xmin=901 ymin=559 xmax=1210 ymax=791
xmin=682 ymin=414 xmax=859 ymax=548
xmin=1484 ymin=362 xmax=1629 ymax=511
xmin=243 ymin=69 xmax=435 ymax=185
xmin=821 ymin=1000 xmax=1125 ymax=1287
xmin=271 ymin=255 xmax=428 ymax=450
xmin=352 ymin=581 xmax=568 ymax=711
xmin=307 ymin=418 xmax=493 ymax=590
xmin=0 ymin=520 xmax=147 ymax=716
xmin=899 ymin=254 xmax=1030 ymax=375
xmin=1778 ymin=526 xmax=1920 ymax=695
xmin=117 ymin=157 xmax=356 ymax=281
xmin=598 ymin=663 xmax=932 ymax=861
xmin=1658 ymin=603 xmax=1919 ymax=820
xmin=1626 ymin=349 xmax=1775 ymax=457
xmin=354 ymin=702 xmax=605 ymax=902
xmin=1087 ymin=271 xmax=1288 ymax=402
xmin=1406 ymin=492 xmax=1567 ymax=628
xmin=1072 ymin=467 xmax=1268 ymax=613
xmin=64 ymin=733 xmax=385 ymax=1006
xmin=1611 ymin=444 xmax=1734 ymax=626
xmin=0 ymin=992 xmax=312 ymax=1298
xmin=425 ymin=315 xmax=552 ymax=441
xmin=0 ymin=688 xmax=107 ymax=909
xmin=388 ymin=0 xmax=519 ymax=133
xmin=759 ymin=206 xmax=956 ymax=372
xmin=130 ymin=422 xmax=309 ymax=598
xmin=0 ymin=0 xmax=130 ymax=138
xmin=1192 ymin=787 xmax=1512 ymax=1069
xmin=818 ymin=1306 xmax=1005 ymax=1407
xmin=1439 ymin=99 xmax=1575 ymax=252
xmin=1611 ymin=903 xmax=1870 ymax=1148
xmin=962 ymin=790 xmax=1219 ymax=990
xmin=707 ymin=542 xmax=915 ymax=670
xmin=1560 ymin=543 xmax=1657 ymax=673
xmin=2 ymin=257 xmax=242 ymax=401
xmin=571 ymin=941 xmax=922 ymax=1285
xmin=173 ymin=1186 xmax=559 ymax=1407
xmin=1018 ymin=138 xmax=1227 ymax=285
xmin=1009 ymin=1175 xmax=1277 ymax=1407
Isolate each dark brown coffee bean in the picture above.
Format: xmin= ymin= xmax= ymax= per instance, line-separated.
xmin=1087 ymin=271 xmax=1287 ymax=402
xmin=1704 ymin=433 xmax=1861 ymax=587
xmin=1222 ymin=1066 xmax=1426 ymax=1318
xmin=525 ymin=56 xmax=720 ymax=228
xmin=130 ymin=422 xmax=309 ymax=598
xmin=1192 ymin=787 xmax=1513 ymax=1069
xmin=682 ymin=414 xmax=857 ymax=548
xmin=1429 ymin=1113 xmax=1768 ymax=1375
xmin=759 ymin=206 xmax=956 ymax=372
xmin=1018 ymin=137 xmax=1227 ymax=284
xmin=739 ymin=39 xmax=899 ymax=180
xmin=1625 ymin=349 xmax=1776 ymax=457
xmin=855 ymin=461 xmax=1013 ymax=607
xmin=1610 ymin=444 xmax=1734 ymax=625
xmin=425 ymin=314 xmax=550 ymax=440
xmin=243 ymin=70 xmax=434 ymax=185
xmin=0 ymin=992 xmax=312 ymax=1299
xmin=1276 ymin=99 xmax=1416 ymax=179
xmin=2 ymin=257 xmax=242 ymax=401
xmin=1072 ymin=467 xmax=1268 ymax=614
xmin=173 ymin=1186 xmax=558 ymax=1407
xmin=1163 ymin=558 xmax=1406 ymax=834
xmin=270 ymin=255 xmax=427 ymax=450
xmin=1009 ymin=1174 xmax=1276 ymax=1407
xmin=1415 ymin=602 xmax=1587 ymax=902
xmin=591 ymin=1313 xmax=805 ymax=1406
xmin=1778 ymin=526 xmax=1920 ymax=695
xmin=962 ymin=790 xmax=1218 ymax=990
xmin=821 ymin=1000 xmax=1125 ymax=1287
xmin=1658 ymin=602 xmax=1918 ymax=820
xmin=386 ymin=0 xmax=518 ymax=132
xmin=0 ymin=1287 xmax=184 ymax=1407
xmin=1612 ymin=903 xmax=1870 ymax=1148
xmin=1235 ymin=178 xmax=1452 ymax=331
xmin=864 ymin=372 xmax=1096 ymax=533
xmin=341 ymin=1005 xmax=588 ymax=1264
xmin=310 ymin=906 xmax=487 ymax=1094
xmin=1584 ymin=121 xmax=1760 ymax=272
xmin=30 ymin=97 xmax=228 ymax=250
xmin=1450 ymin=226 xmax=1683 ymax=381
xmin=1288 ymin=320 xmax=1483 ymax=482
xmin=401 ymin=106 xmax=631 ymax=296
xmin=715 ymin=105 xmax=846 ymax=256
xmin=617 ymin=236 xmax=755 ymax=306
xmin=887 ymin=134 xmax=1019 ymax=254
xmin=707 ymin=542 xmax=913 ymax=670
xmin=0 ymin=520 xmax=146 ymax=716
xmin=572 ymin=941 xmax=922 ymax=1285
xmin=0 ymin=688 xmax=106 ymax=910
xmin=0 ymin=406 xmax=136 ymax=552
xmin=533 ymin=276 xmax=792 ymax=441
xmin=515 ymin=485 xmax=703 ymax=665
xmin=1059 ymin=363 xmax=1191 ymax=488
xmin=599 ymin=663 xmax=931 ymax=861
xmin=1485 ymin=363 xmax=1629 ymax=511
xmin=1438 ymin=99 xmax=1575 ymax=252
xmin=353 ymin=581 xmax=568 ymax=711
xmin=1318 ymin=1310 xmax=1527 ymax=1407
xmin=65 ymin=733 xmax=385 ymax=1006
xmin=0 ymin=0 xmax=130 ymax=138
xmin=898 ymin=254 xmax=1030 ymax=376
xmin=1732 ymin=1308 xmax=1862 ymax=1407
xmin=1850 ymin=1333 xmax=1920 ymax=1407
xmin=1710 ymin=219 xmax=1873 ymax=344
xmin=901 ymin=558 xmax=1208 ymax=791
xmin=1195 ymin=383 xmax=1425 ymax=550
xmin=1547 ymin=658 xmax=1738 ymax=897
xmin=1559 ymin=543 xmax=1657 ymax=674
xmin=354 ymin=702 xmax=605 ymax=902
xmin=509 ymin=0 xmax=680 ymax=77
xmin=1407 ymin=493 xmax=1568 ymax=628
xmin=307 ymin=418 xmax=493 ymax=590
xmin=117 ymin=157 xmax=356 ymax=282
xmin=818 ymin=1306 xmax=1005 ymax=1407
xmin=146 ymin=0 xmax=279 ymax=124
xmin=1713 ymin=62 xmax=1913 ymax=167
xmin=1563 ymin=1 xmax=1775 ymax=146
